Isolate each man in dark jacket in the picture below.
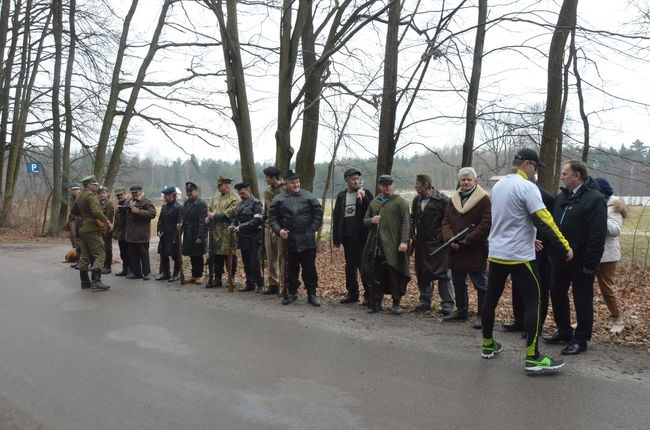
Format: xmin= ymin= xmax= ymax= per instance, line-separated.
xmin=113 ymin=188 xmax=131 ymax=276
xmin=182 ymin=181 xmax=208 ymax=284
xmin=230 ymin=182 xmax=264 ymax=292
xmin=125 ymin=185 xmax=157 ymax=280
xmin=410 ymin=173 xmax=454 ymax=315
xmin=332 ymin=168 xmax=373 ymax=305
xmin=545 ymin=160 xmax=607 ymax=355
xmin=156 ymin=186 xmax=183 ymax=281
xmin=268 ymin=170 xmax=324 ymax=306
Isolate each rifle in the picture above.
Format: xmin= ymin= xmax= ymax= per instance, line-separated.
xmin=429 ymin=224 xmax=476 ymax=257
xmin=226 ymin=230 xmax=237 ymax=292
xmin=280 ymin=237 xmax=289 ymax=299
xmin=177 ymin=223 xmax=186 ymax=285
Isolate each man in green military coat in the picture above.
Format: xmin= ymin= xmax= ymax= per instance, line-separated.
xmin=362 ymin=174 xmax=411 ymax=315
xmin=206 ymin=176 xmax=241 ymax=287
xmin=70 ymin=175 xmax=113 ymax=290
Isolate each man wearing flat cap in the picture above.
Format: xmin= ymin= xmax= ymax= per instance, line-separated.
xmin=410 ymin=173 xmax=454 ymax=315
xmin=157 ymin=186 xmax=183 ymax=282
xmin=362 ymin=174 xmax=411 ymax=315
xmin=332 ymin=167 xmax=373 ymax=304
xmin=125 ymin=185 xmax=157 ymax=280
xmin=182 ymin=181 xmax=208 ymax=284
xmin=113 ymin=188 xmax=131 ymax=276
xmin=70 ymin=175 xmax=113 ymax=290
xmin=261 ymin=166 xmax=285 ymax=295
xmin=230 ymin=182 xmax=264 ymax=292
xmin=97 ymin=186 xmax=115 ymax=274
xmin=206 ymin=176 xmax=241 ymax=288
xmin=268 ymin=170 xmax=324 ymax=306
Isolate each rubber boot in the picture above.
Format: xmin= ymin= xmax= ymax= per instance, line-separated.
xmin=91 ymin=269 xmax=110 ymax=290
xmin=80 ymin=270 xmax=91 ymax=289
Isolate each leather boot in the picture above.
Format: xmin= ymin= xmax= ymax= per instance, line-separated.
xmin=239 ymin=283 xmax=255 ymax=292
xmin=443 ymin=309 xmax=468 ymax=321
xmin=367 ymin=299 xmax=382 ymax=314
xmin=262 ymin=285 xmax=279 ymax=295
xmin=307 ymin=289 xmax=321 ymax=307
xmin=80 ymin=270 xmax=91 ymax=289
xmin=282 ymin=293 xmax=298 ymax=305
xmin=91 ymin=269 xmax=110 ymax=290
xmin=391 ymin=298 xmax=403 ymax=315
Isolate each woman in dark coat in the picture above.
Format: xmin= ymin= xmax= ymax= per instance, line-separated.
xmin=156 ymin=186 xmax=183 ymax=281
xmin=441 ymin=167 xmax=491 ymax=327
xmin=182 ymin=182 xmax=208 ymax=283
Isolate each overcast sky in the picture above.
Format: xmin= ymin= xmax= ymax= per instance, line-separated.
xmin=113 ymin=0 xmax=650 ymax=164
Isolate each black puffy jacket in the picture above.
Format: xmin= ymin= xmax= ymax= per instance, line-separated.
xmin=552 ymin=177 xmax=607 ymax=271
xmin=268 ymin=189 xmax=324 ymax=252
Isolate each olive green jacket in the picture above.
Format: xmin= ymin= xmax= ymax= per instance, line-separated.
xmin=70 ymin=189 xmax=109 ymax=234
xmin=208 ymin=190 xmax=241 ymax=255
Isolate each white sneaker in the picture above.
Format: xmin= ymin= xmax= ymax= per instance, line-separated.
xmin=610 ymin=317 xmax=624 ymax=335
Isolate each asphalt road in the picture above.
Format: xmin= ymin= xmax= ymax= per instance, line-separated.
xmin=1 ymin=243 xmax=649 ymax=430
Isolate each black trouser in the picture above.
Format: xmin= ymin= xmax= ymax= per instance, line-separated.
xmin=241 ymin=242 xmax=263 ymax=288
xmin=103 ymin=233 xmax=113 ymax=269
xmin=160 ymin=254 xmax=179 ymax=275
xmin=482 ymin=261 xmax=542 ymax=358
xmin=342 ymin=236 xmax=367 ymax=298
xmin=212 ymin=254 xmax=238 ymax=281
xmin=550 ymin=265 xmax=595 ymax=343
xmin=512 ymin=252 xmax=550 ymax=329
xmin=118 ymin=240 xmax=130 ymax=273
xmin=128 ymin=242 xmax=151 ymax=277
xmin=372 ymin=263 xmax=404 ymax=302
xmin=287 ymin=248 xmax=317 ymax=295
xmin=190 ymin=255 xmax=204 ymax=278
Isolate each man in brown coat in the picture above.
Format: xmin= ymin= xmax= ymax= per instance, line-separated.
xmin=442 ymin=167 xmax=491 ymax=328
xmin=125 ymin=185 xmax=157 ymax=280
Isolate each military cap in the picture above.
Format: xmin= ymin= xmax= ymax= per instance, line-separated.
xmin=416 ymin=173 xmax=432 ymax=185
xmin=377 ymin=174 xmax=393 ymax=184
xmin=216 ymin=176 xmax=233 ymax=185
xmin=185 ymin=181 xmax=198 ymax=190
xmin=129 ymin=184 xmax=143 ymax=192
xmin=343 ymin=168 xmax=361 ymax=180
xmin=81 ymin=175 xmax=98 ymax=186
xmin=262 ymin=166 xmax=281 ymax=178
xmin=234 ymin=182 xmax=250 ymax=191
xmin=97 ymin=186 xmax=107 ymax=193
xmin=284 ymin=170 xmax=299 ymax=180
xmin=514 ymin=148 xmax=545 ymax=167
xmin=69 ymin=182 xmax=81 ymax=190
xmin=114 ymin=188 xmax=126 ymax=195
xmin=161 ymin=185 xmax=176 ymax=194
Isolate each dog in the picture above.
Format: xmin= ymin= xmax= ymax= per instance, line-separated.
xmin=64 ymin=248 xmax=77 ymax=263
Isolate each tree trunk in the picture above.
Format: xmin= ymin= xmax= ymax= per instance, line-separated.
xmin=0 ymin=0 xmax=18 ymax=209
xmin=571 ymin=29 xmax=589 ymax=162
xmin=539 ymin=0 xmax=578 ymax=191
xmin=103 ymin=0 xmax=172 ymax=190
xmin=209 ymin=0 xmax=259 ymax=197
xmin=274 ymin=0 xmax=308 ymax=174
xmin=93 ymin=0 xmax=140 ymax=183
xmin=375 ymin=0 xmax=400 ymax=185
xmin=461 ymin=0 xmax=487 ymax=168
xmin=47 ymin=0 xmax=63 ymax=235
xmin=295 ymin=0 xmax=323 ymax=192
xmin=59 ymin=0 xmax=77 ymax=226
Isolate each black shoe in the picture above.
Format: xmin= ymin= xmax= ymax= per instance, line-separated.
xmin=239 ymin=284 xmax=256 ymax=292
xmin=308 ymin=294 xmax=321 ymax=307
xmin=472 ymin=316 xmax=482 ymax=329
xmin=340 ymin=294 xmax=359 ymax=304
xmin=413 ymin=302 xmax=430 ymax=313
xmin=262 ymin=285 xmax=279 ymax=295
xmin=561 ymin=342 xmax=587 ymax=355
xmin=391 ymin=301 xmax=403 ymax=315
xmin=360 ymin=299 xmax=369 ymax=307
xmin=442 ymin=310 xmax=468 ymax=321
xmin=126 ymin=273 xmax=142 ymax=280
xmin=502 ymin=321 xmax=524 ymax=332
xmin=543 ymin=331 xmax=573 ymax=344
xmin=142 ymin=274 xmax=151 ymax=281
xmin=101 ymin=267 xmax=111 ymax=275
xmin=156 ymin=273 xmax=171 ymax=281
xmin=70 ymin=263 xmax=79 ymax=269
xmin=168 ymin=273 xmax=180 ymax=282
xmin=367 ymin=300 xmax=382 ymax=314
xmin=282 ymin=294 xmax=298 ymax=305
xmin=90 ymin=269 xmax=110 ymax=290
xmin=115 ymin=270 xmax=128 ymax=277
xmin=438 ymin=307 xmax=452 ymax=316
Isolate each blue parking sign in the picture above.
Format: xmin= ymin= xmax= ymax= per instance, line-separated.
xmin=28 ymin=162 xmax=41 ymax=174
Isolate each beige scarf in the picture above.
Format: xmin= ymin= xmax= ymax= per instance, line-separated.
xmin=451 ymin=184 xmax=488 ymax=214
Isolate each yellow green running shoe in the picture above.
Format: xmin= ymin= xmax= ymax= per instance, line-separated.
xmin=525 ymin=355 xmax=565 ymax=372
xmin=481 ymin=341 xmax=502 ymax=359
